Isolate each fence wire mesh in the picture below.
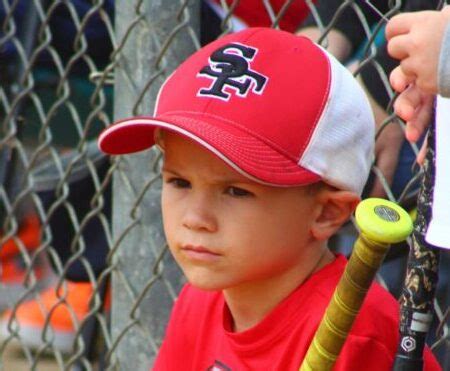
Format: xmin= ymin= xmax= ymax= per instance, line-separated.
xmin=0 ymin=0 xmax=448 ymax=370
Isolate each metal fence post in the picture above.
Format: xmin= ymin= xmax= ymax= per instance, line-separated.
xmin=111 ymin=1 xmax=200 ymax=369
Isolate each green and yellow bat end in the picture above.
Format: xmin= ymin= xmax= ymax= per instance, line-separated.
xmin=355 ymin=198 xmax=413 ymax=244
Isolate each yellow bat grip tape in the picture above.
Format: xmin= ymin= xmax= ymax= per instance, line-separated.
xmin=343 ymin=270 xmax=368 ymax=294
xmin=312 ymin=337 xmax=338 ymax=362
xmin=332 ymin=290 xmax=359 ymax=317
xmin=352 ymin=241 xmax=380 ymax=269
xmin=323 ymin=313 xmax=347 ymax=339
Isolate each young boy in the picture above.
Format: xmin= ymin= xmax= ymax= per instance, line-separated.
xmin=98 ymin=28 xmax=440 ymax=370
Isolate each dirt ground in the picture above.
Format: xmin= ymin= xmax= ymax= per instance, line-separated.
xmin=1 ymin=341 xmax=62 ymax=371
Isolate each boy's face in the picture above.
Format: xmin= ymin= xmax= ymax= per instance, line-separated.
xmin=161 ymin=132 xmax=324 ymax=292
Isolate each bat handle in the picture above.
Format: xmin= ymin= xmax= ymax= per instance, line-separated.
xmin=392 ymin=355 xmax=424 ymax=371
xmin=300 ymin=198 xmax=413 ymax=371
xmin=392 ymin=115 xmax=439 ymax=371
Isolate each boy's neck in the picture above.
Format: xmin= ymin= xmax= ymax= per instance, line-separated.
xmin=223 ymin=246 xmax=335 ymax=333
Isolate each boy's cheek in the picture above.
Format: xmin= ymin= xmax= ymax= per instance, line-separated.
xmin=161 ymin=209 xmax=179 ymax=251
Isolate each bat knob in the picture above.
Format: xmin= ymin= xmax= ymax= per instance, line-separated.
xmin=355 ymin=198 xmax=413 ymax=244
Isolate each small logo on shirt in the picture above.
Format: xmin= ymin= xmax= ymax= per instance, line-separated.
xmin=207 ymin=359 xmax=231 ymax=370
xmin=197 ymin=43 xmax=268 ymax=101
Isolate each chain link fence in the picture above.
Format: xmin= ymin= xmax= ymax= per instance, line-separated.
xmin=0 ymin=0 xmax=448 ymax=370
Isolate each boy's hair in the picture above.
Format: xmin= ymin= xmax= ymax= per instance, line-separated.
xmin=98 ymin=28 xmax=375 ymax=195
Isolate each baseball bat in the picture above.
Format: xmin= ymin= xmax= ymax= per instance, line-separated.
xmin=392 ymin=110 xmax=440 ymax=371
xmin=300 ymin=198 xmax=413 ymax=371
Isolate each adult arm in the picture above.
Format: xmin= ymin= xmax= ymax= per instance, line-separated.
xmin=299 ymin=0 xmax=389 ymax=61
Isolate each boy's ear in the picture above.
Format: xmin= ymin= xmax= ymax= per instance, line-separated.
xmin=311 ymin=189 xmax=360 ymax=241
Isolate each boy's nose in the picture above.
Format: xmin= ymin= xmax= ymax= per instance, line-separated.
xmin=181 ymin=200 xmax=218 ymax=233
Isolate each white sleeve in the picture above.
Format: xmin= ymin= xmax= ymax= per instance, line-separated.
xmin=425 ymin=95 xmax=450 ymax=249
xmin=438 ymin=23 xmax=450 ymax=98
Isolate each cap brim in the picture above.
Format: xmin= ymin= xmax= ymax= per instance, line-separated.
xmin=98 ymin=115 xmax=321 ymax=187
xmin=98 ymin=117 xmax=159 ymax=155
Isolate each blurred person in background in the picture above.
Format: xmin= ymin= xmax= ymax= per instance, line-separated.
xmin=0 ymin=0 xmax=113 ymax=352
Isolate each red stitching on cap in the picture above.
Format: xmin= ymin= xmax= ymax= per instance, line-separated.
xmin=161 ymin=110 xmax=299 ymax=162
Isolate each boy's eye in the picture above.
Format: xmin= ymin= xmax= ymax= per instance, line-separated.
xmin=167 ymin=177 xmax=191 ymax=189
xmin=226 ymin=186 xmax=253 ymax=197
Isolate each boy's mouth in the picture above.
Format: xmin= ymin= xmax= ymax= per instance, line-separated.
xmin=181 ymin=245 xmax=222 ymax=261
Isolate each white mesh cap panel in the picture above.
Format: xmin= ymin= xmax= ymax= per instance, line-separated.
xmin=299 ymin=49 xmax=375 ymax=195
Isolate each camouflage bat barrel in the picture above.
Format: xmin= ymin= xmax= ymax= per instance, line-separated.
xmin=300 ymin=198 xmax=413 ymax=371
xmin=392 ymin=121 xmax=440 ymax=371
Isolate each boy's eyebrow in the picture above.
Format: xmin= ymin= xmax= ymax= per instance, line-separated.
xmin=161 ymin=166 xmax=180 ymax=175
xmin=161 ymin=165 xmax=255 ymax=185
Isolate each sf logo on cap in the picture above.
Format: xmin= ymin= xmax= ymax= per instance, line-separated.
xmin=197 ymin=43 xmax=268 ymax=101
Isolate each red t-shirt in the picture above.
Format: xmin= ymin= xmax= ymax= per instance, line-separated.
xmin=153 ymin=255 xmax=441 ymax=370
xmin=210 ymin=0 xmax=316 ymax=33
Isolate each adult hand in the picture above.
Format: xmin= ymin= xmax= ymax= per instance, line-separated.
xmin=386 ymin=7 xmax=450 ymax=95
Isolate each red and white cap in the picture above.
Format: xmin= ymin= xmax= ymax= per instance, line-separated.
xmin=98 ymin=28 xmax=375 ymax=195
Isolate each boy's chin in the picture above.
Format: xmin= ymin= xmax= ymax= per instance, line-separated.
xmin=185 ymin=277 xmax=227 ymax=292
xmin=182 ymin=270 xmax=230 ymax=291
xmin=190 ymin=283 xmax=223 ymax=291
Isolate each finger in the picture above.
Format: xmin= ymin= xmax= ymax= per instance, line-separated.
xmin=415 ymin=74 xmax=439 ymax=95
xmin=387 ymin=34 xmax=412 ymax=60
xmin=390 ymin=65 xmax=415 ymax=92
xmin=405 ymin=124 xmax=421 ymax=143
xmin=399 ymin=58 xmax=417 ymax=80
xmin=385 ymin=13 xmax=418 ymax=40
xmin=417 ymin=137 xmax=428 ymax=165
xmin=405 ymin=95 xmax=434 ymax=142
xmin=393 ymin=85 xmax=423 ymax=121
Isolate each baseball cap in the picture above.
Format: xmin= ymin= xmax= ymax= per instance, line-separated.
xmin=98 ymin=28 xmax=375 ymax=195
